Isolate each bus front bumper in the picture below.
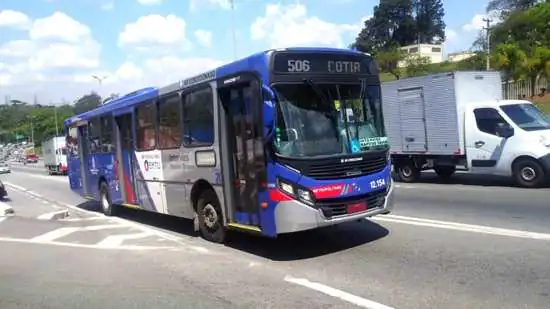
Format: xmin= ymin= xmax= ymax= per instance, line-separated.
xmin=274 ymin=181 xmax=395 ymax=234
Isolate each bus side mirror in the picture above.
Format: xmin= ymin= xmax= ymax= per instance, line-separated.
xmin=262 ymin=85 xmax=276 ymax=130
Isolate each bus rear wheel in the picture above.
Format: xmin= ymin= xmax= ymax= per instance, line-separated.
xmin=197 ymin=190 xmax=226 ymax=243
xmin=99 ymin=182 xmax=117 ymax=216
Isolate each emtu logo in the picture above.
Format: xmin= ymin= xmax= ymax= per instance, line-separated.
xmin=340 ymin=157 xmax=363 ymax=163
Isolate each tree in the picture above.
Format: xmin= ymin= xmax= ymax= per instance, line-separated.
xmin=375 ymin=48 xmax=405 ymax=79
xmin=354 ymin=0 xmax=418 ymax=54
xmin=403 ymin=54 xmax=432 ymax=76
xmin=74 ymin=92 xmax=102 ymax=114
xmin=492 ymin=43 xmax=526 ymax=97
xmin=415 ymin=0 xmax=446 ymax=44
xmin=523 ymin=47 xmax=550 ymax=96
xmin=486 ymin=0 xmax=541 ymax=13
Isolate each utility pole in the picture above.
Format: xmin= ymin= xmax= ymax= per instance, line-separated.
xmin=51 ymin=101 xmax=59 ymax=137
xmin=482 ymin=17 xmax=492 ymax=71
xmin=230 ymin=0 xmax=237 ymax=60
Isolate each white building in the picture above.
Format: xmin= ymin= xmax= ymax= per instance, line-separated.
xmin=448 ymin=51 xmax=476 ymax=63
xmin=398 ymin=44 xmax=444 ymax=67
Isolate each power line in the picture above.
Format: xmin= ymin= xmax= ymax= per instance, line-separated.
xmin=482 ymin=17 xmax=492 ymax=71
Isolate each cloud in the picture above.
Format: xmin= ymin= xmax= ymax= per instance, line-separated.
xmin=250 ymin=4 xmax=363 ymax=49
xmin=0 ymin=10 xmax=226 ymax=103
xmin=30 ymin=11 xmax=92 ymax=43
xmin=190 ymin=0 xmax=232 ymax=11
xmin=194 ymin=29 xmax=212 ymax=47
xmin=118 ymin=14 xmax=191 ymax=54
xmin=137 ymin=0 xmax=163 ymax=5
xmin=0 ymin=9 xmax=31 ymax=29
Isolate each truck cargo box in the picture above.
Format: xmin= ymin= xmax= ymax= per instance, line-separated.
xmin=381 ymin=71 xmax=502 ymax=156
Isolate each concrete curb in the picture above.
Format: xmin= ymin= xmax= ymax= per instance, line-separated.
xmin=0 ymin=202 xmax=14 ymax=216
xmin=37 ymin=209 xmax=70 ymax=220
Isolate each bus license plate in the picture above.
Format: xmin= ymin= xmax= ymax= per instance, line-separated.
xmin=347 ymin=202 xmax=367 ymax=214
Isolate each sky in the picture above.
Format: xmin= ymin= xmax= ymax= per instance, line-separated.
xmin=0 ymin=0 xmax=494 ymax=104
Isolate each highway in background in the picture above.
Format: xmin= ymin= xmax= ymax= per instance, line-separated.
xmin=1 ymin=164 xmax=549 ymax=309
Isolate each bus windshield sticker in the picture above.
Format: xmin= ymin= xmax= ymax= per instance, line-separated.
xmin=359 ymin=136 xmax=388 ymax=149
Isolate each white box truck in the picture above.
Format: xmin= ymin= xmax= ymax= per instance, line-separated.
xmin=382 ymin=71 xmax=550 ymax=188
xmin=42 ymin=136 xmax=68 ymax=175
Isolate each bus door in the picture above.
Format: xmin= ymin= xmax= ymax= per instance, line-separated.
xmin=78 ymin=124 xmax=92 ymax=197
xmin=218 ymin=76 xmax=266 ymax=228
xmin=114 ymin=113 xmax=138 ymax=205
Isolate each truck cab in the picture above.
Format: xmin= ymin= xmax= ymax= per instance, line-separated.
xmin=464 ymin=99 xmax=550 ymax=187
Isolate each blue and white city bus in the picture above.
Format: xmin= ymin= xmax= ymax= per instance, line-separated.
xmin=64 ymin=47 xmax=394 ymax=243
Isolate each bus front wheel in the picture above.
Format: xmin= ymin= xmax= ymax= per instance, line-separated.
xmin=197 ymin=190 xmax=226 ymax=243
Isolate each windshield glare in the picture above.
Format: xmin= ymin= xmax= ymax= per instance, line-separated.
xmin=500 ymin=103 xmax=550 ymax=131
xmin=272 ymin=82 xmax=387 ymax=158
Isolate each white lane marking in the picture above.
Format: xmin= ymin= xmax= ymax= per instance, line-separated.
xmin=61 ymin=217 xmax=109 ymax=222
xmin=27 ymin=191 xmax=44 ymax=198
xmin=31 ymin=224 xmax=126 ymax=242
xmin=0 ymin=236 xmax=181 ymax=251
xmin=31 ymin=227 xmax=79 ymax=242
xmin=7 ymin=172 xmax=67 ymax=183
xmin=96 ymin=232 xmax=152 ymax=247
xmin=0 ymin=217 xmax=6 ymax=223
xmin=57 ymin=200 xmax=199 ymax=248
xmin=37 ymin=210 xmax=68 ymax=220
xmin=374 ymin=215 xmax=550 ymax=240
xmin=5 ymin=182 xmax=26 ymax=191
xmin=284 ymin=276 xmax=394 ymax=309
xmin=5 ymin=180 xmax=203 ymax=250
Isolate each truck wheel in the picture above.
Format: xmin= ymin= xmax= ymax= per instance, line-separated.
xmin=99 ymin=182 xmax=117 ymax=216
xmin=513 ymin=158 xmax=545 ymax=188
xmin=434 ymin=166 xmax=455 ymax=180
xmin=197 ymin=190 xmax=226 ymax=243
xmin=396 ymin=162 xmax=420 ymax=183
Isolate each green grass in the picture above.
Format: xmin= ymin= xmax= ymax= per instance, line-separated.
xmin=532 ymin=95 xmax=550 ymax=115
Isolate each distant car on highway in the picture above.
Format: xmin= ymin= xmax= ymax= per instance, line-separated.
xmin=0 ymin=161 xmax=10 ymax=174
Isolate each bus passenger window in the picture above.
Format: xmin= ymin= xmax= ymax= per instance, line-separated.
xmin=158 ymin=95 xmax=182 ymax=149
xmin=100 ymin=116 xmax=113 ymax=152
xmin=183 ymin=87 xmax=214 ymax=147
xmin=88 ymin=118 xmax=101 ymax=154
xmin=135 ymin=102 xmax=157 ymax=151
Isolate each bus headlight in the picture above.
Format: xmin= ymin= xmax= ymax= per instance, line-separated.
xmin=297 ymin=188 xmax=313 ymax=203
xmin=278 ymin=180 xmax=294 ymax=195
xmin=277 ymin=178 xmax=314 ymax=205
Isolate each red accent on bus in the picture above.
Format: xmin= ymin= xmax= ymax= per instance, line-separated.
xmin=268 ymin=189 xmax=293 ymax=202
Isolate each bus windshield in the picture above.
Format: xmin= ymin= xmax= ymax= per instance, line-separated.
xmin=272 ymin=81 xmax=387 ymax=158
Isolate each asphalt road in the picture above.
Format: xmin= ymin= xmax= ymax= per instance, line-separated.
xmin=1 ymin=165 xmax=550 ymax=309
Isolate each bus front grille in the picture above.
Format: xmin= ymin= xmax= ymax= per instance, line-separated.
xmin=316 ymin=189 xmax=387 ymax=219
xmin=304 ymin=155 xmax=387 ymax=180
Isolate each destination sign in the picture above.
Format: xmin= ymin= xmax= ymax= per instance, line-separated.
xmin=272 ymin=52 xmax=372 ymax=75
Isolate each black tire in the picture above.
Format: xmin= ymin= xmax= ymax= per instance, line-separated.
xmin=99 ymin=182 xmax=117 ymax=216
xmin=513 ymin=158 xmax=546 ymax=188
xmin=434 ymin=166 xmax=455 ymax=180
xmin=197 ymin=190 xmax=226 ymax=243
xmin=396 ymin=161 xmax=420 ymax=183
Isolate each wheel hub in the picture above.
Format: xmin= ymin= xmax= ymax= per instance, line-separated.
xmin=520 ymin=166 xmax=536 ymax=181
xmin=402 ymin=166 xmax=412 ymax=177
xmin=101 ymin=194 xmax=109 ymax=211
xmin=203 ymin=204 xmax=218 ymax=229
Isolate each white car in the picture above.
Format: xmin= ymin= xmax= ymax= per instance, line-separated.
xmin=0 ymin=161 xmax=11 ymax=174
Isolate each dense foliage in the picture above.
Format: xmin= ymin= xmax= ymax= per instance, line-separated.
xmin=353 ymin=0 xmax=550 ymax=97
xmin=0 ymin=92 xmax=101 ymax=145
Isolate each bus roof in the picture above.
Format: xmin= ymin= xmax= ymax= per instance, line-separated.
xmin=65 ymin=47 xmax=369 ymax=126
